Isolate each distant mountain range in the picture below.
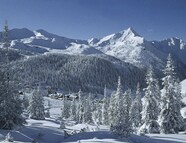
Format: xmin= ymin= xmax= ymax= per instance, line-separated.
xmin=0 ymin=27 xmax=186 ymax=93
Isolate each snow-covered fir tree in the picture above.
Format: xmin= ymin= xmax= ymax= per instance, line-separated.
xmin=28 ymin=87 xmax=45 ymax=120
xmin=96 ymin=99 xmax=102 ymax=125
xmin=76 ymin=90 xmax=84 ymax=123
xmin=101 ymin=86 xmax=109 ymax=125
xmin=111 ymin=89 xmax=132 ymax=137
xmin=159 ymin=54 xmax=184 ymax=133
xmin=0 ymin=70 xmax=25 ymax=129
xmin=174 ymin=79 xmax=185 ymax=131
xmin=130 ymin=83 xmax=142 ymax=133
xmin=114 ymin=77 xmax=123 ymax=124
xmin=108 ymin=91 xmax=116 ymax=125
xmin=0 ymin=22 xmax=24 ymax=129
xmin=140 ymin=66 xmax=160 ymax=134
xmin=175 ymin=79 xmax=183 ymax=109
xmin=61 ymin=95 xmax=70 ymax=119
xmin=110 ymin=76 xmax=132 ymax=137
xmin=109 ymin=77 xmax=122 ymax=125
xmin=84 ymin=93 xmax=92 ymax=123
xmin=92 ymin=99 xmax=102 ymax=125
xmin=70 ymin=96 xmax=77 ymax=120
xmin=122 ymin=89 xmax=132 ymax=136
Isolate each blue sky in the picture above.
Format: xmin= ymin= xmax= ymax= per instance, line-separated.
xmin=0 ymin=0 xmax=186 ymax=41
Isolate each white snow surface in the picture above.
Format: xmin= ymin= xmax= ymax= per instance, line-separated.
xmin=61 ymin=43 xmax=103 ymax=55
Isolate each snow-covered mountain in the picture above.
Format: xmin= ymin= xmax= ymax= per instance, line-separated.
xmin=1 ymin=27 xmax=186 ymax=81
xmin=2 ymin=27 xmax=185 ymax=69
xmin=152 ymin=37 xmax=186 ymax=65
xmin=89 ymin=27 xmax=167 ymax=69
xmin=0 ymin=28 xmax=87 ymax=54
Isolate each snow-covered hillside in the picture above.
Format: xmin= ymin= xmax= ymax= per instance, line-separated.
xmin=61 ymin=43 xmax=103 ymax=55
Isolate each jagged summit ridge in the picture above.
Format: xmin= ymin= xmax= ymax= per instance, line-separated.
xmin=120 ymin=27 xmax=141 ymax=37
xmin=90 ymin=27 xmax=143 ymax=47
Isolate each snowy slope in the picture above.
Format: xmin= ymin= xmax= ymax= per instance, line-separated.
xmin=61 ymin=43 xmax=103 ymax=55
xmin=1 ymin=28 xmax=87 ymax=55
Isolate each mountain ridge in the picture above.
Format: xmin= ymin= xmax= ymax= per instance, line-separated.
xmin=0 ymin=27 xmax=186 ymax=93
xmin=0 ymin=27 xmax=185 ymax=66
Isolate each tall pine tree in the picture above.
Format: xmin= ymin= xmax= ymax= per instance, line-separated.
xmin=130 ymin=83 xmax=142 ymax=133
xmin=70 ymin=96 xmax=77 ymax=120
xmin=84 ymin=93 xmax=92 ymax=123
xmin=28 ymin=87 xmax=45 ymax=120
xmin=110 ymin=77 xmax=132 ymax=137
xmin=109 ymin=76 xmax=122 ymax=125
xmin=61 ymin=95 xmax=70 ymax=119
xmin=140 ymin=66 xmax=160 ymax=134
xmin=159 ymin=54 xmax=184 ymax=133
xmin=101 ymin=86 xmax=109 ymax=125
xmin=0 ymin=21 xmax=24 ymax=129
xmin=76 ymin=90 xmax=84 ymax=123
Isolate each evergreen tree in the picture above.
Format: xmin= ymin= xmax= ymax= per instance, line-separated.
xmin=130 ymin=83 xmax=142 ymax=133
xmin=122 ymin=89 xmax=132 ymax=136
xmin=110 ymin=76 xmax=132 ymax=137
xmin=84 ymin=93 xmax=92 ymax=123
xmin=111 ymin=89 xmax=132 ymax=137
xmin=101 ymin=86 xmax=109 ymax=125
xmin=0 ymin=22 xmax=24 ymax=129
xmin=108 ymin=91 xmax=116 ymax=125
xmin=28 ymin=87 xmax=45 ymax=120
xmin=61 ymin=95 xmax=70 ymax=119
xmin=140 ymin=66 xmax=160 ymax=134
xmin=159 ymin=54 xmax=184 ymax=133
xmin=174 ymin=79 xmax=185 ymax=131
xmin=76 ymin=90 xmax=84 ymax=123
xmin=109 ymin=76 xmax=122 ymax=125
xmin=96 ymin=99 xmax=102 ymax=125
xmin=92 ymin=99 xmax=102 ymax=125
xmin=70 ymin=96 xmax=77 ymax=120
